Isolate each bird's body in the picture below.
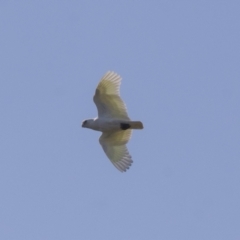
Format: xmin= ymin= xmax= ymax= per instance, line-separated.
xmin=82 ymin=118 xmax=119 ymax=132
xmin=84 ymin=118 xmax=143 ymax=132
xmin=82 ymin=71 xmax=143 ymax=172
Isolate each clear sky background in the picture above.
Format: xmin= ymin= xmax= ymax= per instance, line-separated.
xmin=1 ymin=1 xmax=240 ymax=240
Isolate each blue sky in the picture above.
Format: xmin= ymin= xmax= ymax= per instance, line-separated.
xmin=1 ymin=1 xmax=240 ymax=239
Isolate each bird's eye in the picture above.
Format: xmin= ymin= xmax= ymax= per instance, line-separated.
xmin=83 ymin=120 xmax=87 ymax=125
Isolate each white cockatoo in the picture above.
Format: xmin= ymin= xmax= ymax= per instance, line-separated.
xmin=82 ymin=71 xmax=143 ymax=172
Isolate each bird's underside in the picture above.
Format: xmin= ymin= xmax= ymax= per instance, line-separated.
xmin=82 ymin=71 xmax=143 ymax=172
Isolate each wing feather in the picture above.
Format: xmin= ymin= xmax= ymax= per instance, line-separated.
xmin=99 ymin=130 xmax=133 ymax=172
xmin=93 ymin=71 xmax=130 ymax=120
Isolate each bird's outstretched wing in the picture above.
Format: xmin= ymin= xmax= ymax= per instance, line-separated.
xmin=99 ymin=129 xmax=133 ymax=172
xmin=93 ymin=71 xmax=130 ymax=120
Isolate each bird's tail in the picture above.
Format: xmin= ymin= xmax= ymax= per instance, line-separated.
xmin=130 ymin=121 xmax=144 ymax=129
xmin=120 ymin=121 xmax=143 ymax=130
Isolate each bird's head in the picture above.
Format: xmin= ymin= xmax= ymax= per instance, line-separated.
xmin=82 ymin=119 xmax=94 ymax=128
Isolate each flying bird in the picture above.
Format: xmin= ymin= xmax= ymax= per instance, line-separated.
xmin=82 ymin=71 xmax=143 ymax=172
